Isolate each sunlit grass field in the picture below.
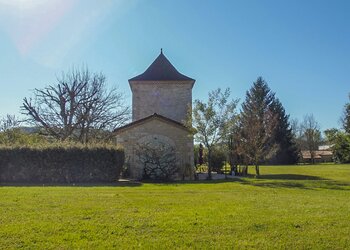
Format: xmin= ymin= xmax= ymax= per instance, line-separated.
xmin=1 ymin=164 xmax=350 ymax=249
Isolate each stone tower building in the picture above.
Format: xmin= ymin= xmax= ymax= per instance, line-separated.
xmin=129 ymin=49 xmax=195 ymax=123
xmin=114 ymin=50 xmax=195 ymax=180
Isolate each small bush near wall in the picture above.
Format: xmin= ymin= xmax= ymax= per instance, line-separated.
xmin=0 ymin=146 xmax=124 ymax=183
xmin=210 ymin=148 xmax=227 ymax=173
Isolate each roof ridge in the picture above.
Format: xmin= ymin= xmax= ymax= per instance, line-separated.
xmin=114 ymin=113 xmax=190 ymax=133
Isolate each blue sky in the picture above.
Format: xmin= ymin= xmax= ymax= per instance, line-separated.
xmin=0 ymin=0 xmax=349 ymax=131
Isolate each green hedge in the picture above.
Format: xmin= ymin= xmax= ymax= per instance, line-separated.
xmin=0 ymin=146 xmax=124 ymax=183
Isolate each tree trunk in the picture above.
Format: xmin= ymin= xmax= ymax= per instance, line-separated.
xmin=231 ymin=164 xmax=237 ymax=175
xmin=207 ymin=149 xmax=212 ymax=180
xmin=242 ymin=165 xmax=248 ymax=176
xmin=310 ymin=150 xmax=315 ymax=164
xmin=255 ymin=164 xmax=260 ymax=177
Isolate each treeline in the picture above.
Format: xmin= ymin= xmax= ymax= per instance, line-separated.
xmin=324 ymin=94 xmax=350 ymax=163
xmin=290 ymin=96 xmax=350 ymax=164
xmin=191 ymin=77 xmax=350 ymax=178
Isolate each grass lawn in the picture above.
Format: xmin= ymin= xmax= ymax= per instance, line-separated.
xmin=1 ymin=164 xmax=350 ymax=249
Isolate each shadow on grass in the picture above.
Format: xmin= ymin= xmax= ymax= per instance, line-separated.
xmin=240 ymin=174 xmax=350 ymax=191
xmin=1 ymin=174 xmax=349 ymax=191
xmin=258 ymin=174 xmax=326 ymax=180
xmin=0 ymin=181 xmax=143 ymax=187
xmin=317 ymin=180 xmax=350 ymax=190
xmin=242 ymin=180 xmax=312 ymax=189
xmin=153 ymin=173 xmax=325 ymax=184
xmin=242 ymin=179 xmax=350 ymax=191
xmin=151 ymin=173 xmax=350 ymax=191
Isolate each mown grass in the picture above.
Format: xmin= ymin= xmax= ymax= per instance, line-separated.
xmin=1 ymin=164 xmax=350 ymax=249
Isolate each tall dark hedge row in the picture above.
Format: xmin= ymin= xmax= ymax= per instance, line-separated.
xmin=0 ymin=146 xmax=124 ymax=183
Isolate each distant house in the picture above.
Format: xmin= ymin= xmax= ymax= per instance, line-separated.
xmin=300 ymin=145 xmax=333 ymax=163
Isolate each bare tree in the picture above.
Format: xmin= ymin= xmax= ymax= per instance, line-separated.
xmin=290 ymin=118 xmax=304 ymax=156
xmin=301 ymin=114 xmax=321 ymax=164
xmin=22 ymin=67 xmax=130 ymax=143
xmin=0 ymin=114 xmax=30 ymax=145
xmin=290 ymin=118 xmax=301 ymax=139
xmin=0 ymin=114 xmax=20 ymax=132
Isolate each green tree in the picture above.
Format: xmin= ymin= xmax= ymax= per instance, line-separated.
xmin=332 ymin=133 xmax=350 ymax=163
xmin=341 ymin=94 xmax=350 ymax=133
xmin=325 ymin=128 xmax=350 ymax=163
xmin=269 ymin=98 xmax=299 ymax=164
xmin=324 ymin=128 xmax=339 ymax=143
xmin=209 ymin=146 xmax=227 ymax=173
xmin=323 ymin=95 xmax=350 ymax=164
xmin=228 ymin=119 xmax=244 ymax=175
xmin=191 ymin=88 xmax=238 ymax=179
xmin=239 ymin=77 xmax=278 ymax=176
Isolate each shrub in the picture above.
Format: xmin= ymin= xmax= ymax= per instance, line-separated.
xmin=209 ymin=148 xmax=227 ymax=173
xmin=196 ymin=164 xmax=208 ymax=173
xmin=0 ymin=128 xmax=46 ymax=146
xmin=0 ymin=145 xmax=124 ymax=183
xmin=332 ymin=133 xmax=350 ymax=163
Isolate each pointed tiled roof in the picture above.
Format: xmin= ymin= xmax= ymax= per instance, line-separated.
xmin=129 ymin=50 xmax=195 ymax=82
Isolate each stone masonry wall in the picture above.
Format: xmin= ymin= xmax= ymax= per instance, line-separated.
xmin=130 ymin=81 xmax=193 ymax=123
xmin=116 ymin=118 xmax=194 ymax=180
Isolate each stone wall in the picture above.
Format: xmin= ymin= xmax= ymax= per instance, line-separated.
xmin=130 ymin=81 xmax=193 ymax=123
xmin=115 ymin=118 xmax=194 ymax=180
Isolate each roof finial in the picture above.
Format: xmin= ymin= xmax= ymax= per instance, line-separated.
xmin=160 ymin=48 xmax=163 ymax=54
